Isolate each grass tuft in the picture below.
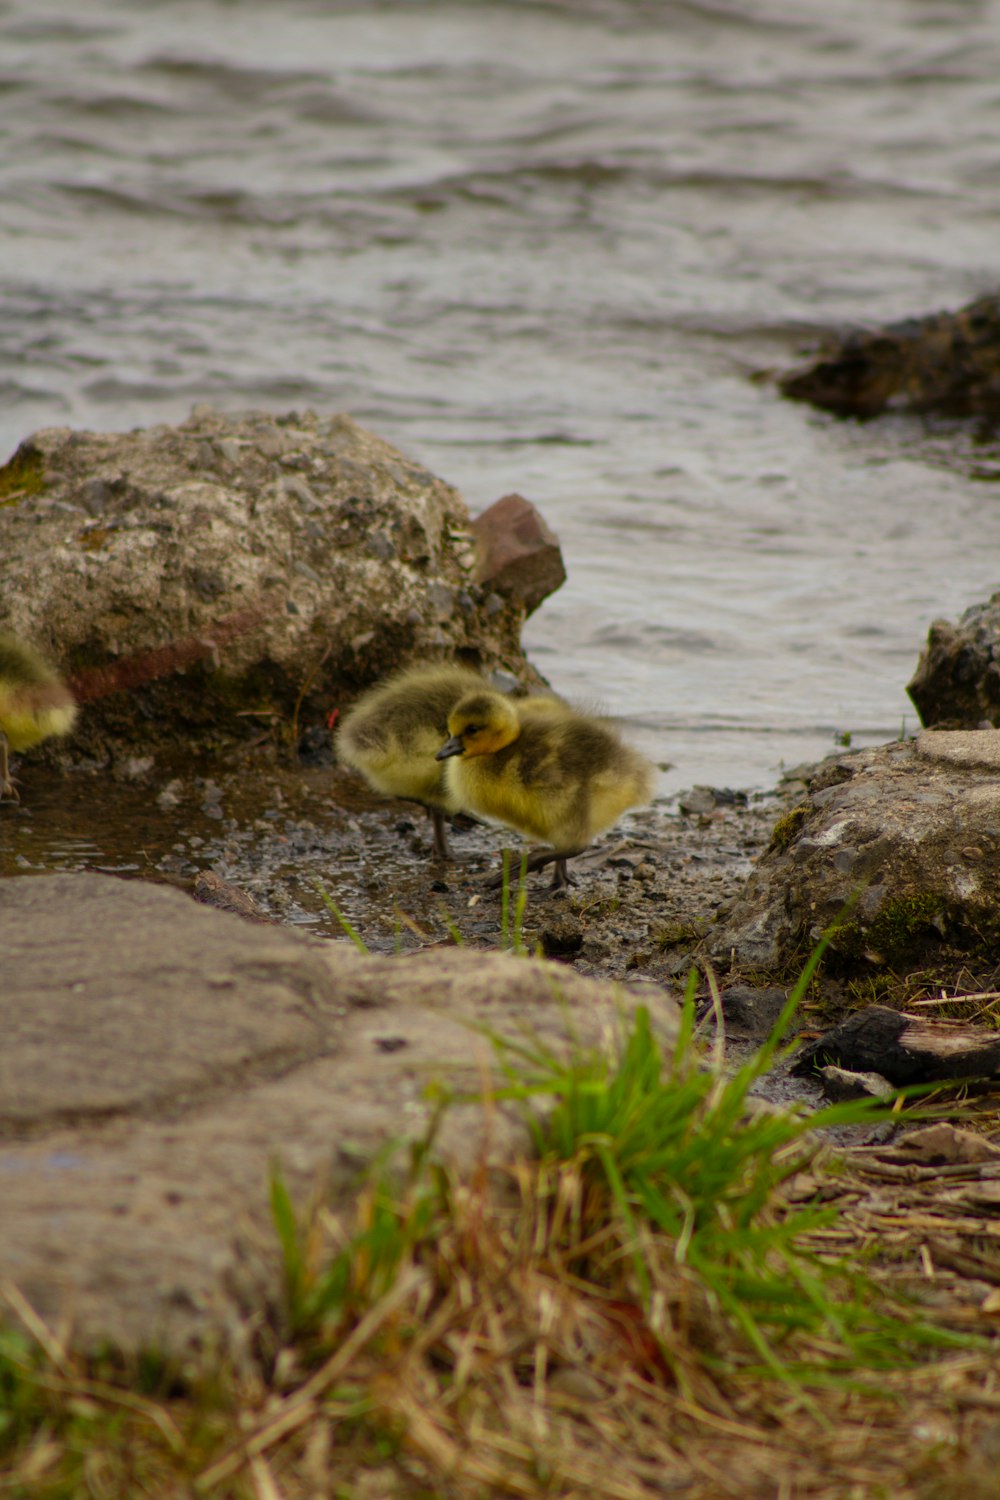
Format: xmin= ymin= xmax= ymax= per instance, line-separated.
xmin=0 ymin=926 xmax=996 ymax=1499
xmin=315 ymin=880 xmax=369 ymax=952
xmin=500 ymin=848 xmax=531 ymax=954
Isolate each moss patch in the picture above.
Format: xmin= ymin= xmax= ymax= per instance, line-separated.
xmin=767 ymin=802 xmax=811 ymax=854
xmin=862 ymin=892 xmax=946 ymax=964
xmin=654 ymin=918 xmax=706 ymax=951
xmin=824 ymin=892 xmax=945 ymax=970
xmin=823 ymin=890 xmax=1000 ymax=979
xmin=0 ymin=444 xmax=45 ymax=505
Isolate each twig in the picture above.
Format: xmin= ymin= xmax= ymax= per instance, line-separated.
xmin=0 ymin=1280 xmax=184 ymax=1452
xmin=0 ymin=1280 xmax=72 ymax=1376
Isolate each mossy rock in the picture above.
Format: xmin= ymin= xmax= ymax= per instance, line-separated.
xmin=767 ymin=803 xmax=811 ymax=854
xmin=0 ymin=443 xmax=45 ymax=505
xmin=706 ymin=736 xmax=1000 ymax=992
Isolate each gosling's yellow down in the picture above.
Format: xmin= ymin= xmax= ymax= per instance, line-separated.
xmin=335 ymin=664 xmax=494 ymax=860
xmin=0 ymin=634 xmax=78 ymax=802
xmin=436 ymin=688 xmax=655 ymax=889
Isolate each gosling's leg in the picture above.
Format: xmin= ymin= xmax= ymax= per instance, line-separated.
xmin=0 ymin=733 xmax=18 ymax=804
xmin=429 ymin=808 xmax=453 ymax=861
xmin=485 ymin=847 xmax=581 ymax=891
xmin=523 ymin=847 xmax=581 ymax=889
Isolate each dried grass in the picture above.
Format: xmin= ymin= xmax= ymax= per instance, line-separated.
xmin=206 ymin=1137 xmax=998 ymax=1500
xmin=1 ymin=981 xmax=998 ymax=1500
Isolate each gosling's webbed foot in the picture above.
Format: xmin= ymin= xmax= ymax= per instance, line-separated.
xmin=484 ymin=847 xmax=581 ymax=891
xmin=0 ymin=779 xmax=20 ymax=805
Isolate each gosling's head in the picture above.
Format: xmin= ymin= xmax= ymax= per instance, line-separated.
xmin=436 ymin=691 xmax=520 ymax=761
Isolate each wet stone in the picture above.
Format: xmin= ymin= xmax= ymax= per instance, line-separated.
xmin=710 ymin=985 xmax=791 ymax=1039
xmin=818 ymin=1066 xmax=895 ymax=1103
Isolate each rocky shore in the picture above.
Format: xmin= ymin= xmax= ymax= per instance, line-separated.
xmin=2 ymin=407 xmax=1000 ymax=1369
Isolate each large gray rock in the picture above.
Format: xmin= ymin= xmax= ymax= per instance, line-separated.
xmin=908 ymin=591 xmax=1000 ymax=728
xmin=0 ymin=408 xmax=558 ymax=757
xmin=0 ymin=874 xmax=679 ymax=1362
xmin=706 ymin=732 xmax=1000 ymax=979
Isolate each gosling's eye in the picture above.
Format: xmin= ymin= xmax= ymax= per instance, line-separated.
xmin=465 ymin=723 xmax=482 ymax=736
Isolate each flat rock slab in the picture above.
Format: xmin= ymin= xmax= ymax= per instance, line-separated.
xmin=1 ymin=876 xmax=347 ymax=1128
xmin=0 ymin=874 xmax=680 ymax=1362
xmin=915 ymin=728 xmax=1000 ymax=771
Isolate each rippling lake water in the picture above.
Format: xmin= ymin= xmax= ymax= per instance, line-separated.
xmin=4 ymin=0 xmax=1000 ymax=795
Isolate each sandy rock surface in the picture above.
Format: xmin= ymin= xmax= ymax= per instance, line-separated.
xmin=0 ymin=873 xmax=679 ymax=1360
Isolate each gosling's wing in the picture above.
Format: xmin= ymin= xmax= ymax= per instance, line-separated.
xmin=336 ymin=665 xmax=486 ymax=806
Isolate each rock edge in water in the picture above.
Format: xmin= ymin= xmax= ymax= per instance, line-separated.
xmin=779 ymin=291 xmax=1000 ymax=419
xmin=908 ymin=589 xmax=1000 ymax=730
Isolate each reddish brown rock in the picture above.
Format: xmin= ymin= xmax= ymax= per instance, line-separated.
xmin=470 ymin=492 xmax=566 ymax=616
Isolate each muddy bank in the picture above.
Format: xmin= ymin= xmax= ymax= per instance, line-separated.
xmin=1 ymin=747 xmax=792 ymax=985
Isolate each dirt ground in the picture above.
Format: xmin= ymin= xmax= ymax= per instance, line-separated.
xmin=187 ymin=745 xmax=805 ymax=982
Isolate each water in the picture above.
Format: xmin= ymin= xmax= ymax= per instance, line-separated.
xmin=4 ymin=0 xmax=1000 ymax=796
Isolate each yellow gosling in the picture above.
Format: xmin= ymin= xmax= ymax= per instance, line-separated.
xmin=436 ymin=688 xmax=655 ymax=889
xmin=0 ymin=634 xmax=78 ymax=803
xmin=335 ymin=663 xmax=495 ymax=860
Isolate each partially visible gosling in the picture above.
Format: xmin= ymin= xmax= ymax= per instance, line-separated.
xmin=0 ymin=634 xmax=78 ymax=802
xmin=436 ymin=689 xmax=655 ymax=889
xmin=336 ymin=663 xmax=494 ymax=860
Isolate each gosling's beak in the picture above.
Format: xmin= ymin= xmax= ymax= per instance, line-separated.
xmin=436 ymin=735 xmax=465 ymax=761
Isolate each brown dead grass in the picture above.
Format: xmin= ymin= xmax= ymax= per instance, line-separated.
xmin=248 ymin=1140 xmax=1000 ymax=1500
xmin=4 ymin=1127 xmax=998 ymax=1500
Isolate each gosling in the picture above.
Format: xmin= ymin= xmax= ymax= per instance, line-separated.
xmin=0 ymin=634 xmax=78 ymax=802
xmin=336 ymin=663 xmax=495 ymax=860
xmin=436 ymin=688 xmax=655 ymax=889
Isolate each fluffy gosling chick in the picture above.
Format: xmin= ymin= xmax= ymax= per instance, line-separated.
xmin=336 ymin=663 xmax=493 ymax=860
xmin=0 ymin=634 xmax=78 ymax=803
xmin=436 ymin=689 xmax=655 ymax=889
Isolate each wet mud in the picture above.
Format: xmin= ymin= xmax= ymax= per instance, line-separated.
xmin=1 ymin=746 xmax=789 ymax=973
